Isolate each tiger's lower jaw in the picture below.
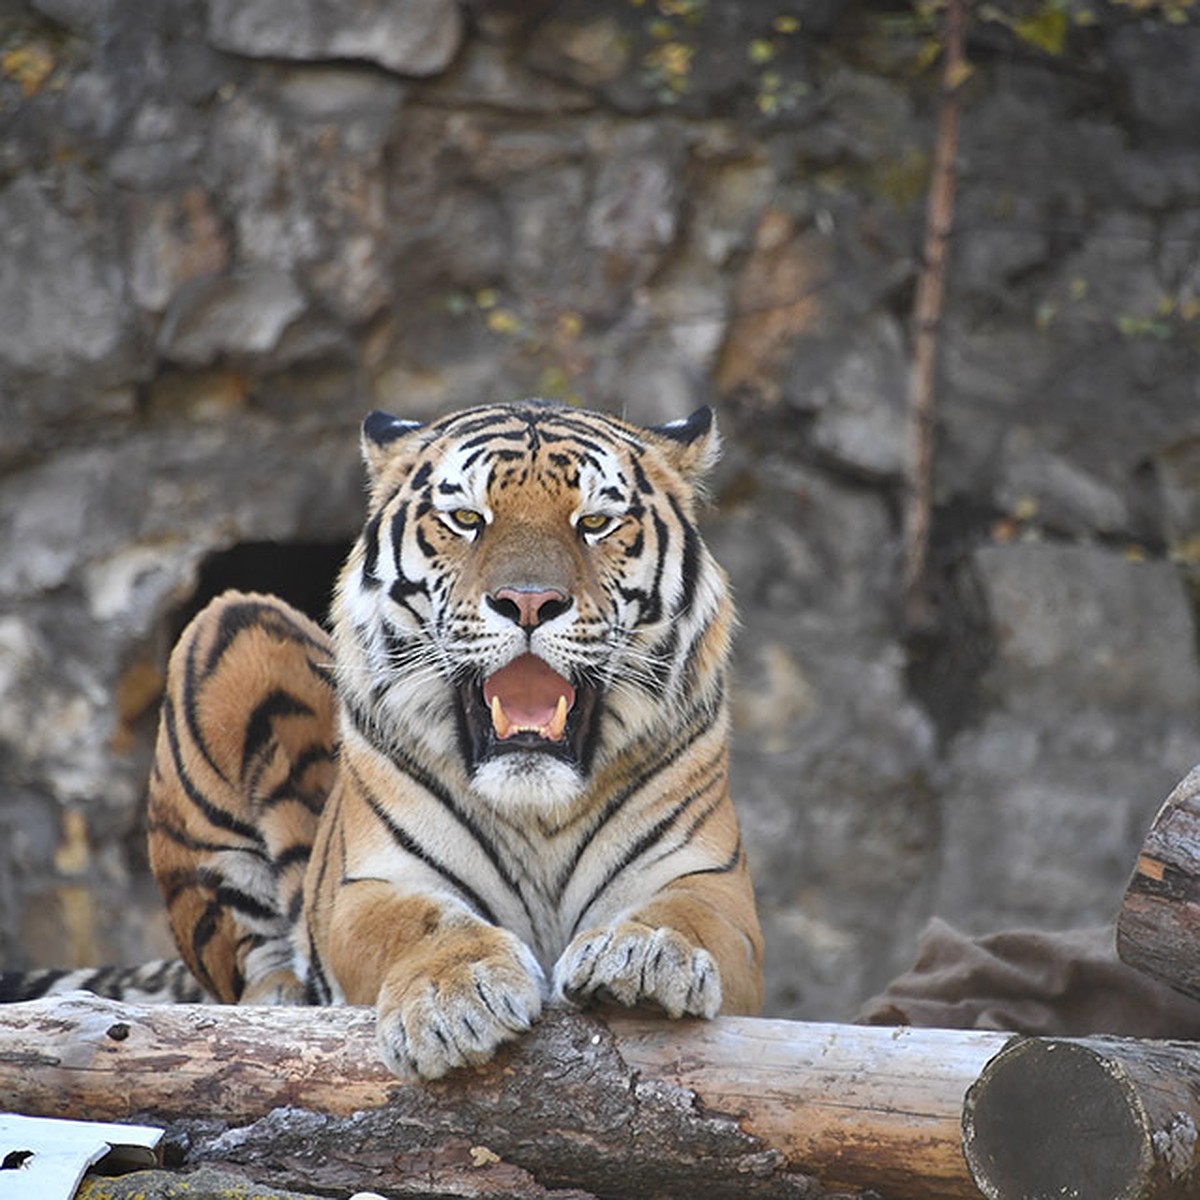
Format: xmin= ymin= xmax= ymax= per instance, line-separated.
xmin=469 ymin=753 xmax=589 ymax=811
xmin=456 ymin=674 xmax=600 ymax=780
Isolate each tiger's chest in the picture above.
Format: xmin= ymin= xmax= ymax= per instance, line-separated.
xmin=333 ymin=755 xmax=717 ymax=977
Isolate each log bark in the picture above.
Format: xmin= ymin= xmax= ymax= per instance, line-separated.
xmin=0 ymin=993 xmax=1014 ymax=1199
xmin=1118 ymin=764 xmax=1200 ymax=999
xmin=963 ymin=1034 xmax=1200 ymax=1200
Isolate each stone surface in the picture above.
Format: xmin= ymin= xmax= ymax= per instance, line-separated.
xmin=77 ymin=1165 xmax=325 ymax=1200
xmin=0 ymin=0 xmax=1199 ymax=1032
xmin=157 ymin=268 xmax=307 ymax=365
xmin=975 ymin=543 xmax=1200 ymax=712
xmin=207 ymin=0 xmax=464 ymax=77
xmin=0 ymin=177 xmax=129 ymax=375
xmin=807 ymin=316 xmax=909 ymax=479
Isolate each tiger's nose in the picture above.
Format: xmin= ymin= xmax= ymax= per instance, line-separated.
xmin=487 ymin=587 xmax=571 ymax=628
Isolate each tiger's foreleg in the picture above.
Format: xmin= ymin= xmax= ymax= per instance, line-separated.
xmin=553 ymin=863 xmax=764 ymax=1019
xmin=318 ymin=880 xmax=545 ymax=1080
xmin=147 ymin=591 xmax=336 ymax=1005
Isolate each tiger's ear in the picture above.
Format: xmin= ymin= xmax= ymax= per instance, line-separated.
xmin=361 ymin=410 xmax=423 ymax=482
xmin=647 ymin=406 xmax=722 ymax=483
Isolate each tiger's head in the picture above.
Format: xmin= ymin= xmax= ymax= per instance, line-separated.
xmin=333 ymin=401 xmax=732 ymax=811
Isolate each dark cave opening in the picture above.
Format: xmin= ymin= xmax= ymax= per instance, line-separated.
xmin=167 ymin=539 xmax=354 ymax=645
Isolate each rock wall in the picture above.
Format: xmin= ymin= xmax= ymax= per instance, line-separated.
xmin=1 ymin=0 xmax=1199 ymax=1022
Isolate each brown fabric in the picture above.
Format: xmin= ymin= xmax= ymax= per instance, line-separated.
xmin=859 ymin=917 xmax=1200 ymax=1039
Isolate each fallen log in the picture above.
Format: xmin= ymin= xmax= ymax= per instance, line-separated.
xmin=963 ymin=1034 xmax=1200 ymax=1200
xmin=1118 ymin=764 xmax=1200 ymax=999
xmin=11 ymin=995 xmax=1200 ymax=1200
xmin=0 ymin=993 xmax=1011 ymax=1199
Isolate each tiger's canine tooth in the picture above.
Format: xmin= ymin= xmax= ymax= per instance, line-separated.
xmin=490 ymin=695 xmax=512 ymax=739
xmin=547 ymin=694 xmax=568 ymax=741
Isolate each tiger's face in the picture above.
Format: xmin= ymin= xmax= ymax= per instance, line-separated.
xmin=334 ymin=402 xmax=730 ymax=811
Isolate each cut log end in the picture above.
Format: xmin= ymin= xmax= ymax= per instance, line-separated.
xmin=964 ymin=1037 xmax=1200 ymax=1200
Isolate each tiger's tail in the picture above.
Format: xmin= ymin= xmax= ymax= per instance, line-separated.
xmin=0 ymin=958 xmax=209 ymax=1004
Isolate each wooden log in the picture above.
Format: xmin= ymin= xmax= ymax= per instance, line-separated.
xmin=963 ymin=1034 xmax=1200 ymax=1200
xmin=0 ymin=993 xmax=1013 ymax=1199
xmin=1118 ymin=764 xmax=1200 ymax=999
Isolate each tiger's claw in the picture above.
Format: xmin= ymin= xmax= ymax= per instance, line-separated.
xmin=375 ymin=935 xmax=545 ymax=1080
xmin=552 ymin=920 xmax=722 ymax=1019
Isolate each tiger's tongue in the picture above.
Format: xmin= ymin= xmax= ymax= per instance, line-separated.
xmin=483 ymin=654 xmax=574 ymax=740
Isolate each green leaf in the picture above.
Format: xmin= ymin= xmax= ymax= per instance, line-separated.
xmin=1012 ymin=7 xmax=1068 ymax=55
xmin=748 ymin=38 xmax=776 ymax=64
xmin=913 ymin=35 xmax=942 ymax=74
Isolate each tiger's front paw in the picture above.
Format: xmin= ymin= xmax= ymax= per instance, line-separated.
xmin=375 ymin=931 xmax=545 ymax=1080
xmin=552 ymin=921 xmax=722 ymax=1019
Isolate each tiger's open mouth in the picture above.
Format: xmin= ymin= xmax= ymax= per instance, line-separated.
xmin=458 ymin=653 xmax=599 ymax=771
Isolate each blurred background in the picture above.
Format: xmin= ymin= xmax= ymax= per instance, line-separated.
xmin=1 ymin=0 xmax=1198 ymax=1022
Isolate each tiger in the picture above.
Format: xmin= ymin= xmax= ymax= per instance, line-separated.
xmin=7 ymin=401 xmax=764 ymax=1080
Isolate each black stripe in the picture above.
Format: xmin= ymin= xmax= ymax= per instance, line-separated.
xmin=272 ymin=842 xmax=313 ymax=873
xmin=637 ymin=776 xmax=729 ymax=878
xmin=394 ymin=751 xmax=529 ymax=918
xmin=536 ymin=414 xmax=639 ymax=454
xmin=630 ymin=455 xmax=655 ymax=495
xmin=535 ymin=429 xmax=608 ymax=457
xmin=672 ymin=838 xmax=744 ymax=881
xmin=305 ymin=965 xmax=331 ymax=1005
xmin=388 ymin=573 xmax=429 ymax=621
xmin=460 ymin=427 xmax=529 ymax=452
xmin=303 ymin=777 xmax=347 ymax=1006
xmin=351 ymin=762 xmax=500 ymax=926
xmin=545 ymin=411 xmax=645 ymax=451
xmin=388 ymin=502 xmax=408 ymax=571
xmin=667 ymin=493 xmax=700 ymax=617
xmin=184 ymin=600 xmax=331 ymax=788
xmin=415 ymin=523 xmax=438 ymax=559
xmin=213 ymin=882 xmax=279 ymax=924
xmin=162 ymin=696 xmax=266 ymax=847
xmin=679 ymin=630 xmax=705 ymax=695
xmin=647 ymin=626 xmax=678 ymax=697
xmin=0 ymin=969 xmax=67 ymax=1001
xmin=241 ymin=690 xmax=316 ymax=781
xmin=190 ymin=898 xmax=225 ymax=996
xmin=303 ymin=913 xmax=334 ymax=1005
xmin=157 ymin=864 xmax=216 ymax=908
xmin=361 ymin=511 xmax=384 ymax=588
xmin=433 ymin=411 xmax=511 ymax=440
xmin=381 ymin=624 xmax=411 ymax=672
xmin=676 ymin=771 xmax=727 ymax=841
xmin=260 ymin=743 xmax=333 ymax=813
xmin=205 ymin=599 xmax=330 ymax=676
xmin=145 ymin=812 xmax=254 ymax=858
xmin=345 ymin=700 xmax=532 ymax=926
xmin=183 ymin=633 xmax=230 ymax=785
xmin=570 ymin=773 xmax=722 ymax=936
xmin=632 ymin=510 xmax=670 ymax=626
xmin=549 ymin=702 xmax=718 ymax=875
xmin=615 ymin=582 xmax=651 ymax=612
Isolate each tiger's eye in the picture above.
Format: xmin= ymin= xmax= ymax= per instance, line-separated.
xmin=578 ymin=513 xmax=611 ymax=533
xmin=450 ymin=508 xmax=484 ymax=529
